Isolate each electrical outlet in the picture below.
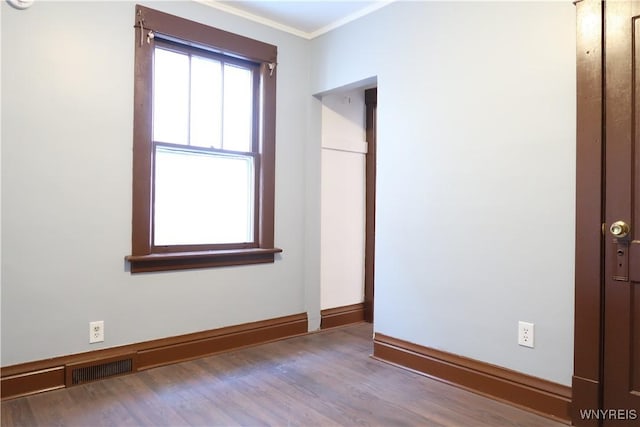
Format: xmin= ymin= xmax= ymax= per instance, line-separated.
xmin=518 ymin=321 xmax=534 ymax=348
xmin=89 ymin=320 xmax=104 ymax=344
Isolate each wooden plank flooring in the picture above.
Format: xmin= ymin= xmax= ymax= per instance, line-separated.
xmin=1 ymin=323 xmax=564 ymax=426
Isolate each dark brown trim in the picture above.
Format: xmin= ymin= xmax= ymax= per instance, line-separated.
xmin=364 ymin=88 xmax=377 ymax=323
xmin=572 ymin=0 xmax=604 ymax=424
xmin=0 ymin=367 xmax=65 ymax=401
xmin=373 ymin=333 xmax=572 ymax=424
xmin=128 ymin=5 xmax=279 ymax=272
xmin=1 ymin=313 xmax=307 ymax=400
xmin=137 ymin=313 xmax=306 ymax=370
xmin=320 ymin=303 xmax=365 ymax=329
xmin=258 ymin=60 xmax=277 ymax=250
xmin=131 ymin=6 xmax=154 ymax=257
xmin=572 ymin=376 xmax=601 ymax=426
xmin=135 ymin=5 xmax=277 ymax=64
xmin=127 ymin=248 xmax=282 ymax=273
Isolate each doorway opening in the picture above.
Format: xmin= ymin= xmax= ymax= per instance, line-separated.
xmin=318 ymin=85 xmax=377 ymax=329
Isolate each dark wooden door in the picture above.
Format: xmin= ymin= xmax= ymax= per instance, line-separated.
xmin=602 ymin=1 xmax=640 ymax=425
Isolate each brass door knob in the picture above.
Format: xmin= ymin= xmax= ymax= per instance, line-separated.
xmin=610 ymin=221 xmax=630 ymax=238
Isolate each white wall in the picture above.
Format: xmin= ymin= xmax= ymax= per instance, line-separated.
xmin=1 ymin=0 xmax=578 ymax=389
xmin=320 ymin=90 xmax=367 ymax=310
xmin=310 ymin=1 xmax=576 ymax=385
xmin=1 ymin=0 xmax=311 ymax=366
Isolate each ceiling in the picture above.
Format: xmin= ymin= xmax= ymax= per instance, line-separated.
xmin=196 ymin=0 xmax=394 ymax=39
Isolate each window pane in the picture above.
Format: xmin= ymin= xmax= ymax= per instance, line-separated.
xmin=153 ymin=48 xmax=189 ymax=145
xmin=191 ymin=56 xmax=222 ymax=149
xmin=223 ymin=64 xmax=253 ymax=152
xmin=154 ymin=147 xmax=254 ymax=245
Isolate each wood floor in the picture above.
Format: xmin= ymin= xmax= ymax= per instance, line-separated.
xmin=1 ymin=323 xmax=564 ymax=426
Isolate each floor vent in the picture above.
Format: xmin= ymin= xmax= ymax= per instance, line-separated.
xmin=66 ymin=354 xmax=136 ymax=386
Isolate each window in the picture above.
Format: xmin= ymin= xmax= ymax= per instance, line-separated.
xmin=126 ymin=6 xmax=280 ymax=273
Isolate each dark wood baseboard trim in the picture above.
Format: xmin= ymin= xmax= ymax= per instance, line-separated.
xmin=1 ymin=313 xmax=308 ymax=401
xmin=320 ymin=303 xmax=365 ymax=329
xmin=373 ymin=333 xmax=572 ymax=425
xmin=0 ymin=367 xmax=65 ymax=401
xmin=137 ymin=313 xmax=307 ymax=370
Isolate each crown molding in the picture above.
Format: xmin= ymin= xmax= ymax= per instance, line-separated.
xmin=309 ymin=1 xmax=395 ymax=39
xmin=194 ymin=0 xmax=395 ymax=40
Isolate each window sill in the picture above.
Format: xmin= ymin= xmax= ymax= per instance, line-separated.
xmin=126 ymin=248 xmax=282 ymax=273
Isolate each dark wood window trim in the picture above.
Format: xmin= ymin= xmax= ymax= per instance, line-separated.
xmin=126 ymin=5 xmax=281 ymax=273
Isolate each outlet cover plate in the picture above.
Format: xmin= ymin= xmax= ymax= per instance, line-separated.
xmin=518 ymin=321 xmax=534 ymax=348
xmin=89 ymin=320 xmax=104 ymax=344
